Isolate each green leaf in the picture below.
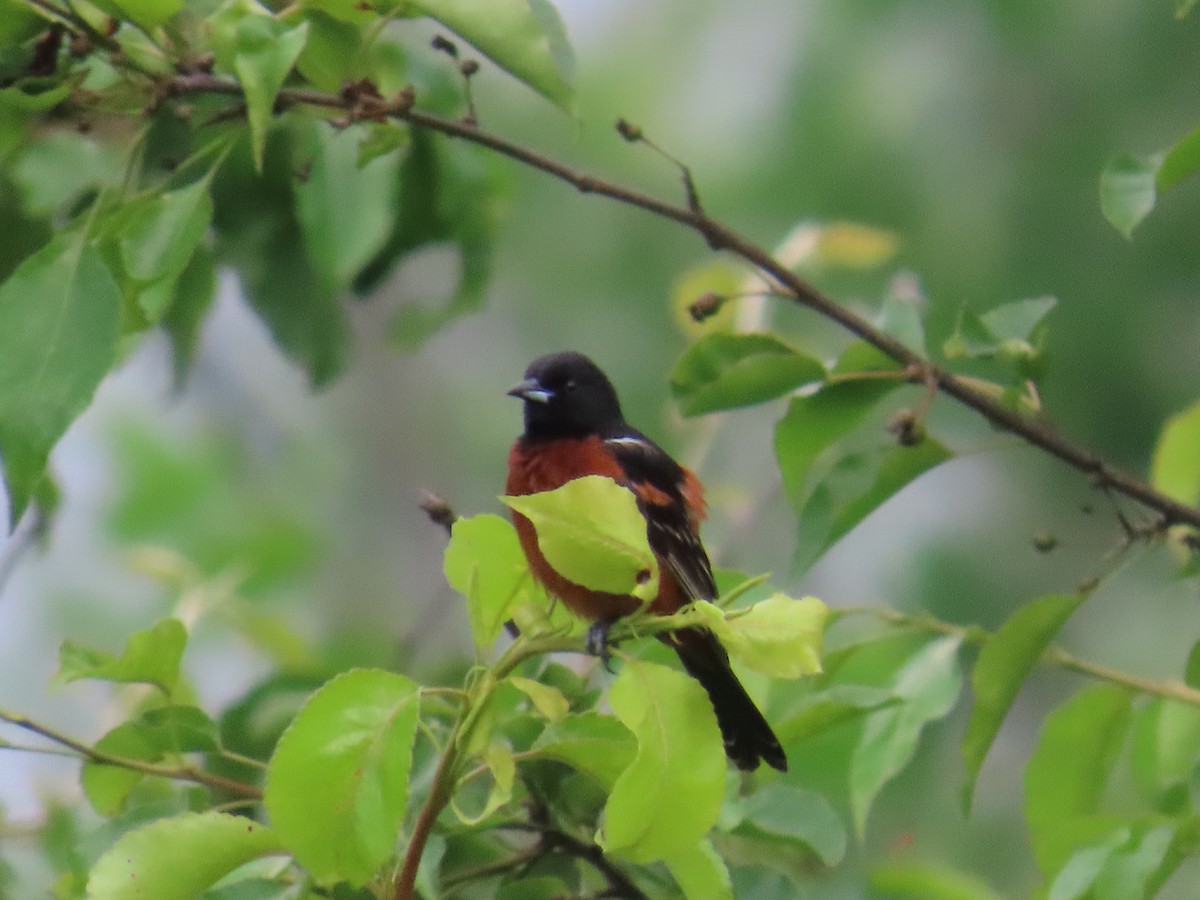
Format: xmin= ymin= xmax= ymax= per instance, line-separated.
xmin=138 ymin=705 xmax=222 ymax=754
xmin=0 ymin=0 xmax=43 ymax=43
xmin=942 ymin=297 xmax=1056 ymax=376
xmin=444 ymin=513 xmax=530 ymax=646
xmin=1186 ymin=640 xmax=1200 ymax=689
xmin=670 ymin=333 xmax=824 ymax=416
xmin=161 ymin=243 xmax=217 ymax=383
xmin=12 ymin=132 xmax=122 ymax=217
xmin=1094 ymin=824 xmax=1178 ymax=900
xmin=1150 ymin=398 xmax=1200 ymax=506
xmin=961 ymin=592 xmax=1087 ymax=814
xmin=850 ymin=636 xmax=962 ymax=838
xmin=349 ymin=131 xmax=501 ymax=346
xmin=1047 ymin=829 xmax=1130 ymax=900
xmin=792 ymin=437 xmax=953 ymax=572
xmin=298 ymin=0 xmax=374 ymax=24
xmin=686 ymin=593 xmax=826 ymax=678
xmin=532 ymin=712 xmax=636 ymax=788
xmin=737 ymin=783 xmax=846 ymax=867
xmin=264 ymin=668 xmax=419 ymax=886
xmin=1098 ymin=128 xmax=1200 ymax=237
xmin=357 ymin=122 xmax=411 ymax=167
xmin=509 ymin=676 xmax=569 ymax=722
xmin=1156 ymin=126 xmax=1200 ymax=192
xmin=775 ymin=684 xmax=898 ymax=744
xmin=58 ymin=618 xmax=188 ymax=695
xmin=774 ymin=379 xmax=901 ymax=514
xmin=1100 ymin=154 xmax=1159 ymax=239
xmin=376 ymin=137 xmax=502 ymax=346
xmin=875 ymin=292 xmax=929 ymax=356
xmin=452 ymin=742 xmax=515 ymax=825
xmin=1048 ymin=823 xmax=1181 ymax=900
xmin=0 ymin=80 xmax=73 ymax=113
xmin=86 ymin=813 xmax=283 ymax=900
xmin=600 ymin=660 xmax=726 ymax=862
xmin=1131 ymin=698 xmax=1200 ymax=812
xmin=106 ymin=0 xmax=184 ymax=27
xmin=80 ymin=706 xmax=220 ymax=816
xmin=234 ymin=16 xmax=310 ymax=172
xmin=213 ymin=123 xmax=349 ymax=386
xmin=1024 ymin=684 xmax=1132 ymax=874
xmin=293 ymin=9 xmax=369 ymax=90
xmin=0 ymin=234 xmax=121 ymax=526
xmin=403 ymin=0 xmax=575 ymax=110
xmin=81 ymin=721 xmax=159 ymax=816
xmin=119 ymin=179 xmax=214 ymax=286
xmin=495 ymin=877 xmax=569 ymax=900
xmin=869 ymin=860 xmax=1004 ymax=900
xmin=294 ymin=124 xmax=400 ymax=291
xmin=503 ymin=475 xmax=658 ymax=602
xmin=664 ymin=841 xmax=733 ymax=900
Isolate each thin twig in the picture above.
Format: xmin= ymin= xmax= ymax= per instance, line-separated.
xmin=0 ymin=709 xmax=263 ymax=799
xmin=857 ymin=607 xmax=1200 ymax=707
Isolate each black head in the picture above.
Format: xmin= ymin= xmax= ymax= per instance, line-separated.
xmin=508 ymin=352 xmax=625 ymax=439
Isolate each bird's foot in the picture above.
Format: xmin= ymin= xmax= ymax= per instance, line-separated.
xmin=586 ymin=619 xmax=617 ymax=672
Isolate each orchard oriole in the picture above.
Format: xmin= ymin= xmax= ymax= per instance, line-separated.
xmin=506 ymin=351 xmax=787 ymax=772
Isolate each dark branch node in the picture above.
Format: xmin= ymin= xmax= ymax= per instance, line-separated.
xmin=431 ymin=34 xmax=459 ymax=58
xmin=28 ymin=25 xmax=64 ymax=77
xmin=420 ymin=491 xmax=457 ymax=536
xmin=886 ymin=408 xmax=926 ymax=446
xmin=615 ymin=118 xmax=642 ymax=142
xmin=687 ymin=291 xmax=726 ymax=323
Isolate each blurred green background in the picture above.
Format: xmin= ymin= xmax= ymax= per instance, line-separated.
xmin=2 ymin=0 xmax=1199 ymax=895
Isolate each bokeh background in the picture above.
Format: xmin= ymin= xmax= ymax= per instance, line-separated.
xmin=2 ymin=0 xmax=1199 ymax=895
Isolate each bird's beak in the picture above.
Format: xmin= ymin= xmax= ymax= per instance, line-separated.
xmin=507 ymin=378 xmax=552 ymax=404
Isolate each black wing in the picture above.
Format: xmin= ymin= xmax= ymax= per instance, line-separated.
xmin=604 ymin=432 xmax=719 ymax=602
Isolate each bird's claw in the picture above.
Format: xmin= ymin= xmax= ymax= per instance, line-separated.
xmin=586 ymin=619 xmax=616 ymax=672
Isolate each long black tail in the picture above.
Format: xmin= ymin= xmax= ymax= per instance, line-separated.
xmin=665 ymin=626 xmax=787 ymax=772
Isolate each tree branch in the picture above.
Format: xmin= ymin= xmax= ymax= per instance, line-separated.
xmin=0 ymin=708 xmax=263 ymax=799
xmin=157 ymin=72 xmax=1200 ymax=532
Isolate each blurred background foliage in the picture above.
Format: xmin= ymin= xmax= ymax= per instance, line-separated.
xmin=1 ymin=0 xmax=1199 ymax=896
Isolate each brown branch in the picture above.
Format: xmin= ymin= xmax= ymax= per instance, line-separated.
xmin=0 ymin=708 xmax=263 ymax=799
xmin=156 ymin=72 xmax=1200 ymax=532
xmin=524 ymin=793 xmax=649 ymax=900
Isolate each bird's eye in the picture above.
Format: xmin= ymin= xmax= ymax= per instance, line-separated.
xmin=564 ymin=379 xmax=578 ymax=391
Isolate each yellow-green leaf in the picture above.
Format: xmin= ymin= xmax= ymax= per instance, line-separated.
xmin=687 ymin=593 xmax=826 ymax=678
xmin=503 ymin=475 xmax=658 ymax=601
xmin=1150 ymin=398 xmax=1200 ymax=506
xmin=57 ymin=618 xmax=188 ymax=696
xmin=402 ymin=0 xmax=575 ymax=110
xmin=444 ymin=514 xmax=531 ymax=646
xmin=510 ymin=675 xmax=570 ymax=722
xmin=600 ymin=660 xmax=725 ymax=862
xmin=86 ymin=813 xmax=282 ymax=900
xmin=264 ymin=669 xmax=420 ymax=885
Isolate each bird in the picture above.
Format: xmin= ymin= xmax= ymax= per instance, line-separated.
xmin=505 ymin=351 xmax=787 ymax=772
